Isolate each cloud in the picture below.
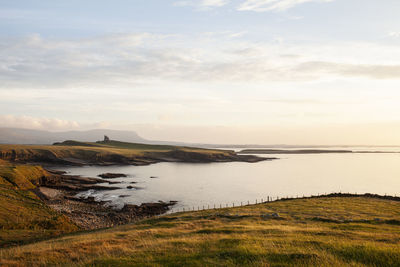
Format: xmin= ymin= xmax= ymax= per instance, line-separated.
xmin=296 ymin=61 xmax=400 ymax=79
xmin=173 ymin=0 xmax=229 ymax=8
xmin=201 ymin=0 xmax=229 ymax=7
xmin=1 ymin=33 xmax=400 ymax=92
xmin=173 ymin=1 xmax=192 ymax=7
xmin=388 ymin=32 xmax=400 ymax=38
xmin=237 ymin=0 xmax=333 ymax=12
xmin=0 ymin=114 xmax=80 ymax=131
xmin=295 ymin=61 xmax=400 ymax=80
xmin=0 ymin=114 xmax=114 ymax=131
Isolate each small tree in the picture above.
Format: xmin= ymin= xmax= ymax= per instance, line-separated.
xmin=104 ymin=135 xmax=110 ymax=142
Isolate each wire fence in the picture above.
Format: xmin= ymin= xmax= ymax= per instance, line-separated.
xmin=163 ymin=192 xmax=400 ymax=215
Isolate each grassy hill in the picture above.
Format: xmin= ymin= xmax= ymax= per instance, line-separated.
xmin=1 ymin=196 xmax=399 ymax=266
xmin=0 ymin=161 xmax=78 ymax=247
xmin=0 ymin=140 xmax=256 ymax=166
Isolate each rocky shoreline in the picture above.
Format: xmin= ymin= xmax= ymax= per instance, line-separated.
xmin=35 ymin=170 xmax=177 ymax=230
xmin=0 ymin=142 xmax=274 ymax=230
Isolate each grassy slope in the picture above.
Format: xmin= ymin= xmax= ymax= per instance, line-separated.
xmin=0 ymin=142 xmax=239 ymax=247
xmin=0 ymin=161 xmax=78 ymax=247
xmin=1 ymin=197 xmax=399 ymax=266
xmin=0 ymin=141 xmax=234 ymax=164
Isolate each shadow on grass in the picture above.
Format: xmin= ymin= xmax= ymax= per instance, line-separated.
xmin=328 ymin=245 xmax=400 ymax=266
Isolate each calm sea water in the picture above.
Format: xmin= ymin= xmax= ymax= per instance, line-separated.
xmin=56 ymin=148 xmax=400 ymax=210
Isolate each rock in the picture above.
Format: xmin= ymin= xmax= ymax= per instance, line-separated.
xmin=40 ymin=173 xmax=121 ymax=191
xmin=46 ymin=169 xmax=67 ymax=175
xmin=98 ymin=173 xmax=127 ymax=179
xmin=126 ymin=185 xmax=143 ymax=190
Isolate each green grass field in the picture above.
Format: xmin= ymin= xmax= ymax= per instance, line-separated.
xmin=1 ymin=196 xmax=399 ymax=266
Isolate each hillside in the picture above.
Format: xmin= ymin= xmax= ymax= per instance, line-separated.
xmin=0 ymin=162 xmax=78 ymax=247
xmin=0 ymin=196 xmax=399 ymax=266
xmin=0 ymin=140 xmax=267 ymax=166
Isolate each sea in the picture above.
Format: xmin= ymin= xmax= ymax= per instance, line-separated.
xmin=54 ymin=146 xmax=400 ymax=211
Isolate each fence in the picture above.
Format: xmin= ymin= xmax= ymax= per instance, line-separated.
xmin=164 ymin=192 xmax=400 ymax=215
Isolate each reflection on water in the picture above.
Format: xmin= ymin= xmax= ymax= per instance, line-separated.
xmin=57 ymin=152 xmax=400 ymax=210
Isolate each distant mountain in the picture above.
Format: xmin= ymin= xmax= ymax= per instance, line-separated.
xmin=1 ymin=127 xmax=386 ymax=148
xmin=0 ymin=128 xmax=148 ymax=145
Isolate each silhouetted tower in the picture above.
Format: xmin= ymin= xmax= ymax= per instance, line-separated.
xmin=104 ymin=135 xmax=110 ymax=142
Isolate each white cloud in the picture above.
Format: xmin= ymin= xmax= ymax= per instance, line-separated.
xmin=173 ymin=1 xmax=192 ymax=7
xmin=0 ymin=114 xmax=80 ymax=131
xmin=237 ymin=0 xmax=333 ymax=12
xmin=1 ymin=33 xmax=400 ymax=92
xmin=294 ymin=61 xmax=400 ymax=80
xmin=388 ymin=32 xmax=400 ymax=38
xmin=201 ymin=0 xmax=229 ymax=7
xmin=173 ymin=0 xmax=229 ymax=8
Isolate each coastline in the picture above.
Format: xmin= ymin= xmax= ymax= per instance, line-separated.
xmin=35 ymin=169 xmax=178 ymax=230
xmin=0 ymin=142 xmax=274 ymax=235
xmin=0 ymin=143 xmax=274 ymax=166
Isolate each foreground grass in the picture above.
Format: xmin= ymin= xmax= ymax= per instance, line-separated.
xmin=1 ymin=197 xmax=399 ymax=266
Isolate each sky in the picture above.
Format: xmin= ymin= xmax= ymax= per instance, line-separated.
xmin=1 ymin=0 xmax=400 ymax=145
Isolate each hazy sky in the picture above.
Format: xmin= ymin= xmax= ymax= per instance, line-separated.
xmin=1 ymin=0 xmax=400 ymax=144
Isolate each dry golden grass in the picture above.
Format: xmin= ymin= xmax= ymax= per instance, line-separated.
xmin=0 ymin=142 xmax=241 ymax=249
xmin=0 ymin=163 xmax=78 ymax=247
xmin=1 ymin=197 xmax=399 ymax=266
